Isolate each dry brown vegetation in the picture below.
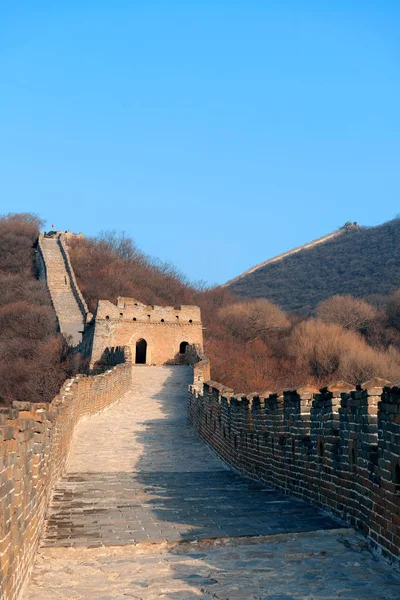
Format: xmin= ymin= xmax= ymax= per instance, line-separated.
xmin=68 ymin=232 xmax=400 ymax=392
xmin=0 ymin=214 xmax=68 ymax=406
xmin=4 ymin=215 xmax=399 ymax=406
xmin=316 ymin=295 xmax=377 ymax=331
xmin=228 ymin=218 xmax=400 ymax=312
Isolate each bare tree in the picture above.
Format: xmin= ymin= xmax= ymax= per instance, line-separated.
xmin=316 ymin=295 xmax=376 ymax=331
xmin=289 ymin=318 xmax=400 ymax=385
xmin=218 ymin=299 xmax=290 ymax=343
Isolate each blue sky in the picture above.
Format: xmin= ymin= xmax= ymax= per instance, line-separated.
xmin=1 ymin=1 xmax=399 ymax=284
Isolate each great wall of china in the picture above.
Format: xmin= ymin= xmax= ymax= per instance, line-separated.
xmin=224 ymin=222 xmax=360 ymax=287
xmin=188 ymin=377 xmax=400 ymax=565
xmin=1 ymin=230 xmax=400 ymax=599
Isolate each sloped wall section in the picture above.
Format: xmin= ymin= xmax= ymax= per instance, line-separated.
xmin=0 ymin=347 xmax=132 ymax=600
xmin=187 ymin=364 xmax=400 ymax=569
xmin=58 ymin=235 xmax=90 ymax=322
xmin=36 ymin=233 xmax=88 ymax=346
xmin=184 ymin=343 xmax=210 ymax=389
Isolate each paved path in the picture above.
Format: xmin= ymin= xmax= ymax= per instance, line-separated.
xmin=40 ymin=237 xmax=84 ymax=345
xmin=24 ymin=366 xmax=400 ymax=599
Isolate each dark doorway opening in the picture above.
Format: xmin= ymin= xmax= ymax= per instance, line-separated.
xmin=136 ymin=339 xmax=147 ymax=364
xmin=179 ymin=341 xmax=189 ymax=354
xmin=395 ymin=463 xmax=400 ymax=495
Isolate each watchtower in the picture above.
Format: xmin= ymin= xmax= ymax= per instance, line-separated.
xmin=89 ymin=297 xmax=203 ymax=367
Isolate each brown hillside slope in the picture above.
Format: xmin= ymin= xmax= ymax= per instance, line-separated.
xmin=226 ymin=218 xmax=400 ymax=313
xmin=68 ymin=231 xmax=400 ymax=394
xmin=0 ymin=214 xmax=67 ymax=406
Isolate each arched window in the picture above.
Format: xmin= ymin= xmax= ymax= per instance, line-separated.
xmin=135 ymin=339 xmax=147 ymax=364
xmin=179 ymin=341 xmax=189 ymax=354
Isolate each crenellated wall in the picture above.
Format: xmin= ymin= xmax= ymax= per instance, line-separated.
xmin=90 ymin=297 xmax=204 ymax=367
xmin=184 ymin=343 xmax=210 ymax=389
xmin=58 ymin=235 xmax=91 ymax=323
xmin=0 ymin=347 xmax=132 ymax=600
xmin=188 ymin=374 xmax=400 ymax=568
xmin=36 ymin=234 xmax=87 ymax=346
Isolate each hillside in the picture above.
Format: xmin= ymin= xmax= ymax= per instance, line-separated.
xmin=1 ymin=213 xmax=400 ymax=400
xmin=226 ymin=218 xmax=400 ymax=313
xmin=67 ymin=229 xmax=400 ymax=394
xmin=0 ymin=214 xmax=68 ymax=406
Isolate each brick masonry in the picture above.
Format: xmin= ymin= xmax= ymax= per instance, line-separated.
xmin=7 ymin=229 xmax=400 ymax=597
xmin=88 ymin=296 xmax=204 ymax=367
xmin=188 ymin=373 xmax=400 ymax=569
xmin=37 ymin=233 xmax=89 ymax=346
xmin=0 ymin=347 xmax=132 ymax=600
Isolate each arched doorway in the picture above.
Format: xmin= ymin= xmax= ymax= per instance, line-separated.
xmin=179 ymin=341 xmax=189 ymax=355
xmin=135 ymin=339 xmax=147 ymax=364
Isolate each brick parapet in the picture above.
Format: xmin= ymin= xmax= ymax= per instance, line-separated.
xmin=90 ymin=301 xmax=204 ymax=367
xmin=188 ymin=375 xmax=400 ymax=568
xmin=58 ymin=235 xmax=90 ymax=322
xmin=36 ymin=233 xmax=87 ymax=346
xmin=0 ymin=347 xmax=132 ymax=600
xmin=36 ymin=234 xmax=47 ymax=281
xmin=185 ymin=344 xmax=211 ymax=389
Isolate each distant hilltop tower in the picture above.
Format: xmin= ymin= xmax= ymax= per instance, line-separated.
xmin=341 ymin=221 xmax=360 ymax=231
xmin=44 ymin=230 xmax=84 ymax=240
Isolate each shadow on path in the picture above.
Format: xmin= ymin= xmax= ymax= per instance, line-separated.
xmin=34 ymin=367 xmax=400 ymax=600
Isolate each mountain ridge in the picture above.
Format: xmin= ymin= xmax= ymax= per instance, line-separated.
xmin=224 ymin=221 xmax=360 ymax=287
xmin=226 ymin=218 xmax=400 ymax=313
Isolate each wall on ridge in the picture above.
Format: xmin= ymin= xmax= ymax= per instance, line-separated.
xmin=0 ymin=347 xmax=132 ymax=600
xmin=188 ymin=377 xmax=400 ymax=568
xmin=58 ymin=235 xmax=90 ymax=323
xmin=36 ymin=233 xmax=87 ymax=346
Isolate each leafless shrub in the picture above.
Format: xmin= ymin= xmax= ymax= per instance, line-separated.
xmin=387 ymin=290 xmax=400 ymax=331
xmin=289 ymin=319 xmax=400 ymax=385
xmin=0 ymin=214 xmax=67 ymax=406
xmin=67 ymin=228 xmax=400 ymax=394
xmin=218 ymin=299 xmax=290 ymax=343
xmin=316 ymin=295 xmax=377 ymax=331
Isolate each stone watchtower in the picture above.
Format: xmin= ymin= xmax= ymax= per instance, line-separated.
xmin=89 ymin=297 xmax=204 ymax=367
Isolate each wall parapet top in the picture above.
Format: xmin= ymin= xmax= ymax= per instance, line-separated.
xmin=0 ymin=345 xmax=132 ymax=600
xmin=197 ymin=377 xmax=400 ymax=408
xmin=59 ymin=234 xmax=90 ymax=321
xmin=188 ymin=362 xmax=400 ymax=569
xmin=96 ymin=298 xmax=201 ymax=324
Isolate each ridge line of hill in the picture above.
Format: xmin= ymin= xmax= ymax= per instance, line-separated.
xmin=223 ymin=224 xmax=358 ymax=287
xmin=224 ymin=218 xmax=400 ymax=313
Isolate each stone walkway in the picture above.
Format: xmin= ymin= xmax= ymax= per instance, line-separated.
xmin=24 ymin=366 xmax=400 ymax=599
xmin=40 ymin=237 xmax=85 ymax=345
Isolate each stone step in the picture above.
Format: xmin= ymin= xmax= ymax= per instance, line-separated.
xmin=41 ymin=366 xmax=341 ymax=549
xmin=40 ymin=238 xmax=85 ymax=346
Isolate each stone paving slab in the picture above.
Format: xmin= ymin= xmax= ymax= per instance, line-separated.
xmin=25 ymin=531 xmax=400 ymax=599
xmin=42 ymin=367 xmax=341 ymax=549
xmin=24 ymin=367 xmax=400 ymax=599
xmin=43 ymin=471 xmax=340 ymax=547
